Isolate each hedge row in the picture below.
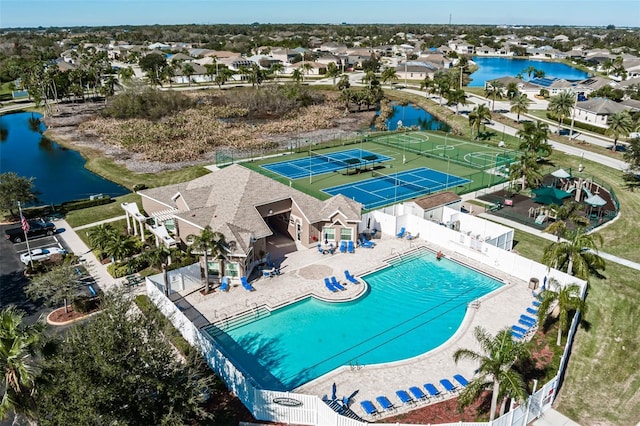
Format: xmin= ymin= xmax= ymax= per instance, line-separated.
xmin=546 ymin=113 xmax=607 ymax=135
xmin=61 ymin=195 xmax=113 ymax=211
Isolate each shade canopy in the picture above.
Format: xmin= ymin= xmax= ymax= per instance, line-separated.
xmin=584 ymin=194 xmax=606 ymax=207
xmin=532 ymin=186 xmax=572 ymax=205
xmin=551 ymin=168 xmax=571 ymax=179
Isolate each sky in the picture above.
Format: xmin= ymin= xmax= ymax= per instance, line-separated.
xmin=1 ymin=0 xmax=639 ymax=29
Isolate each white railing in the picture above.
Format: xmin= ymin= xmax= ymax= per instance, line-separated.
xmin=145 ymin=236 xmax=584 ymax=426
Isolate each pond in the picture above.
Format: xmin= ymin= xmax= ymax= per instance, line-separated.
xmin=469 ymin=57 xmax=591 ymax=87
xmin=0 ymin=111 xmax=129 ymax=206
xmin=377 ymin=103 xmax=450 ymax=132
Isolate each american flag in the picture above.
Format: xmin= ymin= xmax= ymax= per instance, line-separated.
xmin=20 ymin=213 xmax=30 ymax=232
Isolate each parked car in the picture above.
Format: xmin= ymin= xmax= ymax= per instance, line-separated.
xmin=20 ymin=247 xmax=67 ymax=264
xmin=4 ymin=219 xmax=56 ymax=243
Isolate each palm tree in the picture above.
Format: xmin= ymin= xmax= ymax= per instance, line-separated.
xmin=181 ymin=63 xmax=195 ymax=87
xmin=380 ymin=67 xmax=399 ymax=85
xmin=214 ymin=67 xmax=234 ymax=88
xmin=453 ymin=326 xmax=530 ymax=421
xmin=291 ymin=68 xmax=303 ymax=84
xmin=605 ymin=110 xmax=633 ymax=152
xmin=269 ymin=62 xmax=285 ymax=81
xmin=446 ymin=88 xmax=468 ymax=115
xmin=517 ymin=120 xmax=551 ymax=157
xmin=510 ymin=93 xmax=529 ymax=122
xmin=533 ymin=69 xmax=546 ymax=79
xmin=548 ymin=91 xmax=575 ymax=133
xmin=536 ymin=279 xmax=587 ymax=346
xmin=509 ymin=151 xmax=543 ymax=192
xmin=0 ymin=307 xmax=47 ymax=424
xmin=300 ymin=63 xmax=313 ymax=82
xmin=469 ymin=104 xmax=492 ymax=139
xmin=485 ymin=81 xmax=505 ymax=111
xmin=117 ymin=66 xmax=135 ymax=83
xmin=204 ymin=63 xmax=217 ymax=83
xmin=87 ymin=224 xmax=119 ymax=258
xmin=523 ymin=65 xmax=537 ymax=81
xmin=189 ymin=226 xmax=228 ymax=293
xmin=337 ymin=74 xmax=350 ymax=91
xmin=506 ymin=81 xmax=520 ymax=100
xmin=543 ymin=201 xmax=590 ymax=241
xmin=324 ymin=62 xmax=340 ymax=84
xmin=543 ymin=227 xmax=605 ymax=280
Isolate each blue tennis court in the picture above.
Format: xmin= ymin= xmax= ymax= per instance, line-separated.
xmin=261 ymin=149 xmax=392 ymax=180
xmin=323 ymin=167 xmax=471 ymax=210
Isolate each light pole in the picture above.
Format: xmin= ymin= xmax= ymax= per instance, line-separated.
xmin=398 ymin=120 xmax=406 ymax=163
xmin=404 ymin=53 xmax=408 ymax=87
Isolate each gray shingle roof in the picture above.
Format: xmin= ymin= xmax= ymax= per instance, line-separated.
xmin=576 ymin=98 xmax=632 ymax=115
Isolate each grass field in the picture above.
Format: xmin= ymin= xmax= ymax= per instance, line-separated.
xmin=65 ymin=193 xmax=141 ymax=228
xmin=244 ymin=131 xmax=513 ymax=210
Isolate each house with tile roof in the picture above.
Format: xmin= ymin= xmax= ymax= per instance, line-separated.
xmin=138 ymin=165 xmax=362 ymax=280
xmin=571 ymin=97 xmax=638 ymax=129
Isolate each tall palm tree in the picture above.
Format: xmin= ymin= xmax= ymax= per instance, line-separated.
xmin=485 ymin=81 xmax=505 ymax=111
xmin=269 ymin=62 xmax=285 ymax=81
xmin=181 ymin=63 xmax=195 ymax=87
xmin=325 ymin=62 xmax=340 ymax=84
xmin=453 ymin=326 xmax=530 ymax=421
xmin=87 ymin=223 xmax=119 ymax=258
xmin=509 ymin=151 xmax=543 ymax=192
xmin=291 ymin=69 xmax=303 ymax=84
xmin=0 ymin=307 xmax=47 ymax=424
xmin=469 ymin=104 xmax=492 ymax=139
xmin=548 ymin=91 xmax=575 ymax=133
xmin=117 ymin=66 xmax=135 ymax=83
xmin=506 ymin=81 xmax=520 ymax=99
xmin=542 ymin=227 xmax=605 ymax=280
xmin=543 ymin=201 xmax=590 ymax=241
xmin=380 ymin=67 xmax=399 ymax=85
xmin=510 ymin=93 xmax=529 ymax=122
xmin=605 ymin=110 xmax=633 ymax=152
xmin=446 ymin=88 xmax=468 ymax=115
xmin=536 ymin=279 xmax=587 ymax=346
xmin=300 ymin=63 xmax=313 ymax=82
xmin=517 ymin=120 xmax=551 ymax=158
xmin=189 ymin=226 xmax=228 ymax=293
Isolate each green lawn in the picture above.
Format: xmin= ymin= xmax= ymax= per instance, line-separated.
xmin=65 ymin=193 xmax=142 ymax=228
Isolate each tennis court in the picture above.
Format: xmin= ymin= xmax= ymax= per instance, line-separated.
xmin=261 ymin=149 xmax=392 ymax=180
xmin=323 ymin=167 xmax=471 ymax=210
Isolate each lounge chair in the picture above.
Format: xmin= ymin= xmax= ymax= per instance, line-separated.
xmin=358 ymin=235 xmax=375 ymax=248
xmin=440 ymin=379 xmax=457 ymax=393
xmin=360 ymin=400 xmax=378 ymax=416
xmin=526 ymin=307 xmax=539 ymax=315
xmin=317 ymin=243 xmax=324 ymax=254
xmin=518 ymin=318 xmax=535 ymax=329
xmin=396 ymin=227 xmax=406 ymax=238
xmin=324 ymin=277 xmax=337 ymax=292
xmin=339 ymin=240 xmax=347 ymax=253
xmin=406 ymin=232 xmax=419 ymax=240
xmin=408 ymin=386 xmax=428 ymax=401
xmin=241 ymin=276 xmax=255 ymax=291
xmin=521 ymin=314 xmax=537 ymax=324
xmin=512 ymin=330 xmax=524 ymax=340
xmin=532 ymin=300 xmax=541 ymax=307
xmin=453 ymin=374 xmax=469 ymax=388
xmin=219 ymin=276 xmax=230 ymax=292
xmin=375 ymin=395 xmax=395 ymax=411
xmin=423 ymin=383 xmax=441 ymax=399
xmin=347 ymin=240 xmax=355 ymax=253
xmin=331 ymin=276 xmax=346 ymax=291
xmin=344 ymin=270 xmax=359 ymax=284
xmin=395 ymin=390 xmax=414 ymax=406
xmin=512 ymin=325 xmax=529 ymax=335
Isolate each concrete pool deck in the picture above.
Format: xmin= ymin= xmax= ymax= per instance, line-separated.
xmin=178 ymin=233 xmax=534 ymax=420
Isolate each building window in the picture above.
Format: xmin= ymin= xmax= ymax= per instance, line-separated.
xmin=226 ymin=262 xmax=239 ymax=278
xmin=322 ymin=227 xmax=335 ymax=242
xmin=340 ymin=228 xmax=353 ymax=241
xmin=207 ymin=260 xmax=219 ymax=276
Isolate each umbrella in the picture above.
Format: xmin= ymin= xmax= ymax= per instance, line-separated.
xmin=331 ymin=383 xmax=337 ymax=401
xmin=532 ymin=186 xmax=572 ymax=205
xmin=551 ymin=168 xmax=571 ymax=178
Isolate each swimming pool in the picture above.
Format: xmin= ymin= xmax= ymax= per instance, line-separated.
xmin=205 ymin=250 xmax=502 ymax=391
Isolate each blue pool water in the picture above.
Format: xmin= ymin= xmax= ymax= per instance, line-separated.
xmin=207 ymin=251 xmax=502 ymax=390
xmin=469 ymin=57 xmax=590 ymax=87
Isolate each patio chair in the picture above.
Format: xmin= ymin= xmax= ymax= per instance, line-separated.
xmin=453 ymin=374 xmax=469 ymax=388
xmin=408 ymin=386 xmax=428 ymax=402
xmin=324 ymin=277 xmax=337 ymax=293
xmin=375 ymin=395 xmax=395 ymax=412
xmin=331 ymin=276 xmax=346 ymax=291
xmin=344 ymin=270 xmax=359 ymax=284
xmin=358 ymin=235 xmax=375 ymax=248
xmin=439 ymin=379 xmax=457 ymax=393
xmin=347 ymin=240 xmax=355 ymax=253
xmin=396 ymin=227 xmax=406 ymax=238
xmin=219 ymin=276 xmax=230 ymax=292
xmin=339 ymin=240 xmax=347 ymax=253
xmin=241 ymin=276 xmax=255 ymax=291
xmin=423 ymin=383 xmax=442 ymax=399
xmin=395 ymin=390 xmax=415 ymax=406
xmin=317 ymin=243 xmax=324 ymax=254
xmin=360 ymin=400 xmax=378 ymax=416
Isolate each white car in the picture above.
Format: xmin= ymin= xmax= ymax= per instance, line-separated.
xmin=20 ymin=247 xmax=67 ymax=264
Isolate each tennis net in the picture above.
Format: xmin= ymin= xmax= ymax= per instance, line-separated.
xmin=309 ymin=150 xmax=350 ymax=168
xmin=371 ymin=170 xmax=431 ymax=193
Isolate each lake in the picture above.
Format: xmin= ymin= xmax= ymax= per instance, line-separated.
xmin=469 ymin=57 xmax=591 ymax=87
xmin=0 ymin=111 xmax=129 ymax=206
xmin=379 ymin=103 xmax=450 ymax=132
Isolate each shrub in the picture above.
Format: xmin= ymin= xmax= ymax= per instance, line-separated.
xmin=545 ymin=113 xmax=607 ymax=135
xmin=101 ymin=88 xmax=196 ymax=121
xmin=134 ymin=295 xmax=193 ymax=358
xmin=61 ymin=196 xmax=112 ymax=212
xmin=72 ymin=295 xmax=101 ymax=313
xmin=133 ymin=183 xmax=147 ymax=191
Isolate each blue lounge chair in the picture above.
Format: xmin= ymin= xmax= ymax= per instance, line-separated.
xmin=440 ymin=379 xmax=457 ymax=393
xmin=339 ymin=240 xmax=347 ymax=253
xmin=453 ymin=374 xmax=469 ymax=388
xmin=375 ymin=395 xmax=395 ymax=411
xmin=424 ymin=383 xmax=441 ymax=399
xmin=512 ymin=330 xmax=524 ymax=340
xmin=324 ymin=277 xmax=337 ymax=292
xmin=532 ymin=300 xmax=541 ymax=307
xmin=359 ymin=235 xmax=375 ymax=248
xmin=219 ymin=276 xmax=230 ymax=292
xmin=395 ymin=390 xmax=414 ymax=406
xmin=331 ymin=276 xmax=346 ymax=291
xmin=396 ymin=227 xmax=406 ymax=238
xmin=408 ymin=386 xmax=428 ymax=401
xmin=347 ymin=240 xmax=355 ymax=253
xmin=518 ymin=318 xmax=535 ymax=328
xmin=241 ymin=276 xmax=255 ymax=291
xmin=526 ymin=307 xmax=538 ymax=315
xmin=512 ymin=325 xmax=529 ymax=335
xmin=406 ymin=232 xmax=418 ymax=240
xmin=360 ymin=400 xmax=378 ymax=416
xmin=521 ymin=314 xmax=537 ymax=324
xmin=344 ymin=270 xmax=359 ymax=284
xmin=88 ymin=285 xmax=97 ymax=297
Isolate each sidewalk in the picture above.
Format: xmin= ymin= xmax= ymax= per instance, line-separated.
xmin=532 ymin=408 xmax=582 ymax=426
xmin=55 ymin=219 xmax=124 ymax=292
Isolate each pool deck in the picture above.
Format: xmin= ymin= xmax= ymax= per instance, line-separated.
xmin=179 ymin=233 xmax=534 ymax=420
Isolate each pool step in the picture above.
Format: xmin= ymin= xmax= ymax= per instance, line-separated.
xmin=206 ymin=306 xmax=271 ymax=336
xmin=388 ymin=247 xmax=429 ymax=266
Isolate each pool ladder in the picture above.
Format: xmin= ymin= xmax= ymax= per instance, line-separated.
xmin=390 ymin=248 xmax=402 ymax=263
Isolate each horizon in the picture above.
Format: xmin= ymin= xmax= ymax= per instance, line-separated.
xmin=1 ymin=0 xmax=639 ymax=29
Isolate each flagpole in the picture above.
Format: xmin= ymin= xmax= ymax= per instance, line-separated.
xmin=18 ymin=201 xmax=34 ymax=269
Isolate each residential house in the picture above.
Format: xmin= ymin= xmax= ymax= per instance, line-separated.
xmin=571 ymin=97 xmax=638 ymax=128
xmin=171 ymin=62 xmax=209 ymax=85
xmin=138 ymin=165 xmax=362 ymax=280
xmin=448 ymin=39 xmax=474 ymax=55
xmin=395 ymin=61 xmax=439 ymax=81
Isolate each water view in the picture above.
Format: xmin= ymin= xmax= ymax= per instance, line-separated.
xmin=469 ymin=57 xmax=591 ymax=87
xmin=0 ymin=111 xmax=129 ymax=205
xmin=379 ymin=103 xmax=451 ymax=132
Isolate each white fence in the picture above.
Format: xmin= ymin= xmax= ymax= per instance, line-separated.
xmin=146 ymin=218 xmax=585 ymax=425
